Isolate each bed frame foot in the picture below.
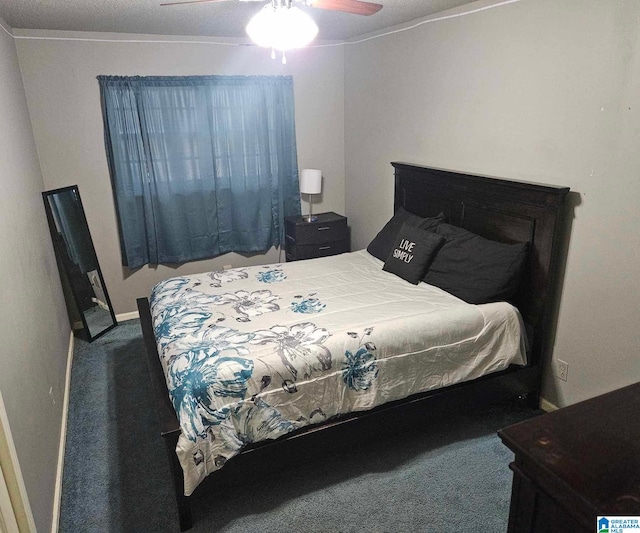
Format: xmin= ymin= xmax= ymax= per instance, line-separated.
xmin=163 ymin=432 xmax=193 ymax=531
xmin=176 ymin=496 xmax=193 ymax=532
xmin=521 ymin=391 xmax=540 ymax=410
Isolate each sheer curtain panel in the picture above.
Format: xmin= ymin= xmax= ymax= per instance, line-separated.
xmin=98 ymin=75 xmax=301 ymax=268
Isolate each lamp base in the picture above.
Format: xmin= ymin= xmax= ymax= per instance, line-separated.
xmin=306 ymin=215 xmax=318 ymax=223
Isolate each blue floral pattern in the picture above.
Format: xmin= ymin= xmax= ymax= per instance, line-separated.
xmin=150 ymin=260 xmax=383 ymax=495
xmin=256 ymin=268 xmax=286 ymax=283
xmin=342 ymin=348 xmax=379 ymax=391
xmin=290 ymin=297 xmax=326 ymax=314
xmin=170 ymin=355 xmax=254 ymax=442
xmin=342 ymin=328 xmax=379 ymax=391
xmin=153 ymin=305 xmax=211 ymax=352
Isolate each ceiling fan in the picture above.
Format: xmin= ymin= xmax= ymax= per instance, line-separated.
xmin=160 ymin=0 xmax=383 ymax=18
xmin=161 ymin=0 xmax=383 ymax=62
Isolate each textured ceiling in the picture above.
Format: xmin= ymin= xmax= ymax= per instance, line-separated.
xmin=0 ymin=0 xmax=478 ymax=41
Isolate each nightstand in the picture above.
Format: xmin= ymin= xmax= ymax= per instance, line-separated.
xmin=284 ymin=212 xmax=349 ymax=261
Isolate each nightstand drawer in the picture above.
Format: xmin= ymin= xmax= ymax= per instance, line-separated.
xmin=286 ymin=218 xmax=348 ymax=245
xmin=288 ymin=239 xmax=349 ymax=260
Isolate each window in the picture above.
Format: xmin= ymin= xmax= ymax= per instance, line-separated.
xmin=98 ymin=75 xmax=301 ymax=269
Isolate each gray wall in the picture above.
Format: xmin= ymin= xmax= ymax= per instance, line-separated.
xmin=0 ymin=17 xmax=71 ymax=533
xmin=15 ymin=32 xmax=345 ymax=316
xmin=344 ymin=0 xmax=640 ymax=407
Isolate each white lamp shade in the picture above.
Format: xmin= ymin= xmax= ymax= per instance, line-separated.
xmin=246 ymin=5 xmax=318 ymax=51
xmin=300 ymin=169 xmax=322 ymax=195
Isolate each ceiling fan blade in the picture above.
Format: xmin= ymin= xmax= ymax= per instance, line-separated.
xmin=308 ymin=0 xmax=382 ymax=16
xmin=161 ymin=0 xmax=238 ymax=7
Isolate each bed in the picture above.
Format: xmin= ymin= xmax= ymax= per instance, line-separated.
xmin=137 ymin=162 xmax=570 ymax=531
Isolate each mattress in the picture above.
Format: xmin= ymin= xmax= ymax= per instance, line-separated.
xmin=150 ymin=250 xmax=526 ymax=495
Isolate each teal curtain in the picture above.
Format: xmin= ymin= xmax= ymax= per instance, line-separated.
xmin=98 ymin=75 xmax=301 ymax=268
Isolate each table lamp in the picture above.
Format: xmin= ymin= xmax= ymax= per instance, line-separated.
xmin=300 ymin=169 xmax=322 ymax=222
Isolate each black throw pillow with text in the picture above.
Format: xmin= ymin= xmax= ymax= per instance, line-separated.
xmin=367 ymin=207 xmax=444 ymax=261
xmin=383 ymin=223 xmax=445 ymax=284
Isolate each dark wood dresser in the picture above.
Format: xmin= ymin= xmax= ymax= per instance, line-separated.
xmin=284 ymin=212 xmax=349 ymax=261
xmin=499 ymin=383 xmax=640 ymax=533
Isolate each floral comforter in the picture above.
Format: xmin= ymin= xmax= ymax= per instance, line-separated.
xmin=150 ymin=250 xmax=526 ymax=495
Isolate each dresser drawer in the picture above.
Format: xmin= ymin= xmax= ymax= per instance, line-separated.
xmin=287 ymin=218 xmax=348 ymax=245
xmin=288 ymin=239 xmax=349 ymax=260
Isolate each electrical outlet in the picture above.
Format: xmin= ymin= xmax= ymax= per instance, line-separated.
xmin=557 ymin=359 xmax=569 ymax=382
xmin=223 ymin=264 xmax=232 ymax=270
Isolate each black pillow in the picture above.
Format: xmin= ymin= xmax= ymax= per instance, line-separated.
xmin=367 ymin=207 xmax=444 ymax=261
xmin=383 ymin=223 xmax=445 ymax=284
xmin=422 ymin=223 xmax=528 ymax=304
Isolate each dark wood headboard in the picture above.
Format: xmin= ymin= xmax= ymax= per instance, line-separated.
xmin=392 ymin=162 xmax=570 ymax=368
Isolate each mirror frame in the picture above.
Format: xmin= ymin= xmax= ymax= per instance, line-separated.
xmin=43 ymin=185 xmax=117 ymax=342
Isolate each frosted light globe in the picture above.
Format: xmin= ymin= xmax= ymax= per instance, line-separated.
xmin=247 ymin=5 xmax=319 ymax=51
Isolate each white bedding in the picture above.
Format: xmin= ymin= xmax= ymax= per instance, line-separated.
xmin=150 ymin=250 xmax=526 ymax=495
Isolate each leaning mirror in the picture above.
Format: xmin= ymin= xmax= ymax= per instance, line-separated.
xmin=43 ymin=185 xmax=117 ymax=341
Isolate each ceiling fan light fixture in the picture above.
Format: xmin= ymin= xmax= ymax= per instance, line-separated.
xmin=246 ymin=4 xmax=319 ymax=53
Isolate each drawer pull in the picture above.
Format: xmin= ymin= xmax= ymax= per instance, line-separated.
xmin=319 ymin=246 xmax=331 ymax=250
xmin=317 ymin=226 xmax=330 ymax=231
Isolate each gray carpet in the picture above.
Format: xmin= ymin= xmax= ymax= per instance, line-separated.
xmin=59 ymin=320 xmax=539 ymax=532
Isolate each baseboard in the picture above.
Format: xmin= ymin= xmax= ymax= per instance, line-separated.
xmin=51 ymin=330 xmax=74 ymax=533
xmin=539 ymin=397 xmax=559 ymax=412
xmin=0 ymin=392 xmax=36 ymax=532
xmin=0 ymin=460 xmax=19 ymax=532
xmin=116 ymin=310 xmax=139 ymax=322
